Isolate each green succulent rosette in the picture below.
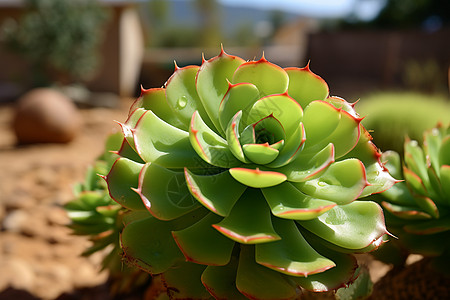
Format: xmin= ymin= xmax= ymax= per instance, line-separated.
xmin=105 ymin=49 xmax=396 ymax=299
xmin=373 ymin=123 xmax=450 ymax=273
xmin=66 ymin=132 xmax=150 ymax=294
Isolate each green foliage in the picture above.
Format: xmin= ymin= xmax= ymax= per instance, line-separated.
xmin=336 ymin=266 xmax=373 ymax=300
xmin=66 ymin=132 xmax=150 ymax=294
xmin=102 ymin=48 xmax=396 ymax=299
xmin=357 ymin=92 xmax=450 ymax=154
xmin=370 ymin=124 xmax=450 ymax=275
xmin=1 ymin=0 xmax=109 ymax=85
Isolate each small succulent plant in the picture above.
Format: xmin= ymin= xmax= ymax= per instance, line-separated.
xmin=373 ymin=123 xmax=450 ymax=274
xmin=104 ymin=48 xmax=396 ymax=299
xmin=66 ymin=132 xmax=149 ymax=294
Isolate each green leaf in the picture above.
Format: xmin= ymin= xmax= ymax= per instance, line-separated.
xmin=403 ymin=167 xmax=427 ymax=196
xmin=172 ymin=213 xmax=235 ymax=266
xmin=335 ymin=266 xmax=373 ymax=300
xmin=213 ymin=189 xmax=281 ymax=244
xmin=236 ymin=245 xmax=298 ymax=300
xmin=279 ymin=143 xmax=334 ymax=182
xmin=218 ymin=82 xmax=260 ymax=133
xmin=302 ymin=100 xmax=340 ymax=147
xmin=291 ymin=247 xmax=358 ymax=292
xmin=247 ymin=94 xmax=303 ymax=138
xmin=196 ymin=49 xmax=245 ymax=132
xmin=130 ymin=87 xmax=185 ymax=129
xmin=262 ymin=182 xmax=336 ymax=220
xmin=242 ymin=143 xmax=279 ymax=165
xmin=381 ymin=201 xmax=431 ymax=220
xmin=163 ymin=262 xmax=211 ymax=300
xmin=439 ymin=135 xmax=450 ymax=166
xmin=190 ymin=111 xmax=241 ymax=168
xmin=165 ymin=65 xmax=214 ymax=130
xmin=298 ymin=201 xmax=386 ymax=250
xmin=184 ymin=168 xmax=247 ymax=217
xmin=133 ymin=110 xmax=201 ymax=168
xmin=294 ymin=159 xmax=368 ymax=204
xmin=440 ymin=165 xmax=450 ymax=199
xmin=266 ymin=122 xmax=305 ymax=168
xmin=285 ymin=66 xmax=329 ymax=108
xmin=232 ymin=57 xmax=289 ymax=97
xmin=229 ymin=167 xmax=287 ymax=188
xmin=137 ymin=163 xmax=201 ymax=220
xmin=105 ymin=157 xmax=145 ymax=210
xmin=120 ymin=216 xmax=184 ymax=274
xmin=225 ymin=111 xmax=250 ymax=163
xmin=403 ymin=218 xmax=450 ymax=234
xmin=255 ymin=218 xmax=335 ymax=276
xmin=360 ymin=160 xmax=398 ymax=197
xmin=202 ymin=256 xmax=248 ymax=300
xmin=303 ymin=101 xmax=361 ymax=158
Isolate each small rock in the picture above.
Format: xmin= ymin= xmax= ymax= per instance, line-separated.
xmin=12 ymin=88 xmax=81 ymax=144
xmin=2 ymin=210 xmax=29 ymax=233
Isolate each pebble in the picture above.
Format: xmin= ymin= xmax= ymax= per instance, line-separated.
xmin=0 ymin=258 xmax=36 ymax=291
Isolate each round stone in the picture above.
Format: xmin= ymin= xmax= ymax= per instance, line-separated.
xmin=13 ymin=88 xmax=81 ymax=144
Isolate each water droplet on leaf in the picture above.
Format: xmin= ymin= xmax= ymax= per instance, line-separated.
xmin=176 ymin=96 xmax=187 ymax=110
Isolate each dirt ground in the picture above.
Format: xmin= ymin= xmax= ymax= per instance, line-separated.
xmin=0 ymin=98 xmax=394 ymax=300
xmin=0 ymin=98 xmax=143 ymax=300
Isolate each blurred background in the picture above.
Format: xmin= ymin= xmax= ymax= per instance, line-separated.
xmin=0 ymin=0 xmax=449 ymax=299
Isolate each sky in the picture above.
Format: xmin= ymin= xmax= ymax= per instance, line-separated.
xmin=218 ymin=0 xmax=385 ymax=19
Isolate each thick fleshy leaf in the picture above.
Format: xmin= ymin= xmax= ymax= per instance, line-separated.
xmin=202 ymin=256 xmax=248 ymax=300
xmin=253 ymin=113 xmax=286 ymax=145
xmin=291 ymin=249 xmax=357 ymax=292
xmin=190 ymin=111 xmax=241 ymax=168
xmin=232 ymin=56 xmax=289 ymax=97
xmin=247 ymin=94 xmax=303 ymax=137
xmin=212 ymin=189 xmax=281 ymax=244
xmin=229 ymin=167 xmax=287 ymax=188
xmin=294 ymin=159 xmax=368 ymax=204
xmin=285 ymin=66 xmax=329 ymax=108
xmin=255 ymin=218 xmax=335 ymax=276
xmin=105 ymin=157 xmax=145 ymax=210
xmin=225 ymin=111 xmax=249 ymax=163
xmin=424 ymin=127 xmax=442 ymax=175
xmin=120 ymin=215 xmax=184 ymax=274
xmin=266 ymin=122 xmax=305 ymax=168
xmin=325 ymin=96 xmax=359 ymax=118
xmin=403 ymin=167 xmax=427 ymax=196
xmin=302 ymin=101 xmax=340 ymax=147
xmin=279 ymin=143 xmax=335 ymax=182
xmin=381 ymin=201 xmax=432 ymax=220
xmin=119 ymin=108 xmax=146 ymax=152
xmin=165 ymin=65 xmax=214 ymax=130
xmin=243 ymin=143 xmax=279 ymax=164
xmin=163 ymin=262 xmax=211 ymax=300
xmin=172 ymin=213 xmax=235 ymax=266
xmin=184 ymin=168 xmax=247 ymax=217
xmin=298 ymin=201 xmax=386 ymax=250
xmin=414 ymin=196 xmax=439 ymax=219
xmin=133 ymin=110 xmax=200 ymax=168
xmin=218 ymin=83 xmax=260 ymax=133
xmin=262 ymin=182 xmax=336 ymax=220
xmin=236 ymin=245 xmax=298 ymax=300
xmin=130 ymin=87 xmax=185 ymax=129
xmin=360 ymin=160 xmax=398 ymax=197
xmin=404 ymin=218 xmax=450 ymax=234
xmin=196 ymin=49 xmax=245 ymax=132
xmin=439 ymin=136 xmax=450 ymax=166
xmin=440 ymin=165 xmax=450 ymax=199
xmin=116 ymin=137 xmax=144 ymax=164
xmin=136 ymin=163 xmax=201 ymax=220
xmin=303 ymin=102 xmax=361 ymax=158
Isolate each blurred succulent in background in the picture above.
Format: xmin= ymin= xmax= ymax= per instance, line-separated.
xmin=65 ymin=132 xmax=150 ymax=295
xmin=102 ymin=48 xmax=396 ymax=299
xmin=371 ymin=123 xmax=450 ymax=274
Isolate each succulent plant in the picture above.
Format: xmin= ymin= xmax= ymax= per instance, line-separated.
xmin=373 ymin=123 xmax=450 ymax=274
xmin=66 ymin=132 xmax=149 ymax=294
xmin=104 ymin=48 xmax=396 ymax=299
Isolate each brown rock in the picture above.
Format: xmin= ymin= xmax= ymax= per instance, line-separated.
xmin=13 ymin=88 xmax=81 ymax=144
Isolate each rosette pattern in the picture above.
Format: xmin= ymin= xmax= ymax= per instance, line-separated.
xmin=374 ymin=124 xmax=450 ymax=273
xmin=105 ymin=49 xmax=396 ymax=299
